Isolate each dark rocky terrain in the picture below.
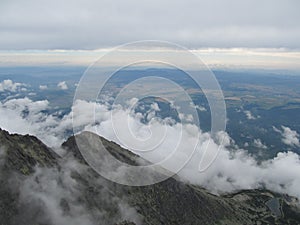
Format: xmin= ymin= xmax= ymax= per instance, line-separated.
xmin=0 ymin=128 xmax=300 ymax=225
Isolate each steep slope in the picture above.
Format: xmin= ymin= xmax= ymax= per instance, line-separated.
xmin=0 ymin=128 xmax=58 ymax=174
xmin=0 ymin=128 xmax=59 ymax=224
xmin=0 ymin=128 xmax=299 ymax=225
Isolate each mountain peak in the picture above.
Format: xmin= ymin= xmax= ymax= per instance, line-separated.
xmin=62 ymin=131 xmax=142 ymax=166
xmin=0 ymin=128 xmax=58 ymax=175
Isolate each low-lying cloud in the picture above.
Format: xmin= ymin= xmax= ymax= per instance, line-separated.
xmin=5 ymin=153 xmax=141 ymax=225
xmin=274 ymin=125 xmax=300 ymax=147
xmin=244 ymin=110 xmax=259 ymax=120
xmin=57 ymin=81 xmax=68 ymax=90
xmin=1 ymin=97 xmax=300 ymax=200
xmin=0 ymin=79 xmax=26 ymax=92
xmin=39 ymin=85 xmax=48 ymax=90
xmin=253 ymin=138 xmax=267 ymax=149
xmin=0 ymin=97 xmax=68 ymax=148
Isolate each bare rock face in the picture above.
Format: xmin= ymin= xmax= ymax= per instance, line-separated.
xmin=0 ymin=128 xmax=58 ymax=174
xmin=0 ymin=128 xmax=300 ymax=225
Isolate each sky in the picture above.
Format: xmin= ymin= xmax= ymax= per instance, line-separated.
xmin=0 ymin=0 xmax=299 ymax=69
xmin=0 ymin=0 xmax=299 ymax=50
xmin=1 ymin=48 xmax=300 ymax=70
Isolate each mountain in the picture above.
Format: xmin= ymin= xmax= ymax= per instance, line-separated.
xmin=0 ymin=128 xmax=300 ymax=225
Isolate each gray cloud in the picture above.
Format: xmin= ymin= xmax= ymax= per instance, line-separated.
xmin=0 ymin=0 xmax=299 ymax=50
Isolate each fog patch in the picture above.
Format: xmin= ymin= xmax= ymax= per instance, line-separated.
xmin=16 ymin=156 xmax=142 ymax=225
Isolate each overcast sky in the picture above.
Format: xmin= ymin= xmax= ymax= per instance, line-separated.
xmin=0 ymin=0 xmax=299 ymax=50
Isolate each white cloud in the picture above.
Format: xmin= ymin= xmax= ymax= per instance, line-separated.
xmin=150 ymin=102 xmax=160 ymax=112
xmin=57 ymin=81 xmax=68 ymax=90
xmin=69 ymin=100 xmax=300 ymax=198
xmin=39 ymin=85 xmax=48 ymax=90
xmin=0 ymin=97 xmax=65 ymax=147
xmin=17 ymin=156 xmax=141 ymax=225
xmin=244 ymin=110 xmax=259 ymax=120
xmin=0 ymin=79 xmax=25 ymax=92
xmin=195 ymin=105 xmax=207 ymax=112
xmin=19 ymin=167 xmax=96 ymax=225
xmin=1 ymin=97 xmax=300 ymax=200
xmin=274 ymin=126 xmax=300 ymax=147
xmin=253 ymin=138 xmax=267 ymax=149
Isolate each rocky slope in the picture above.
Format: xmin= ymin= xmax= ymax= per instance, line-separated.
xmin=0 ymin=128 xmax=300 ymax=225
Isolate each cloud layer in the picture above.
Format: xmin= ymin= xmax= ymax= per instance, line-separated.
xmin=0 ymin=0 xmax=299 ymax=49
xmin=1 ymin=97 xmax=300 ymax=200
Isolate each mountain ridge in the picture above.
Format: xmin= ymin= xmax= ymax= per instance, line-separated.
xmin=0 ymin=128 xmax=300 ymax=225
